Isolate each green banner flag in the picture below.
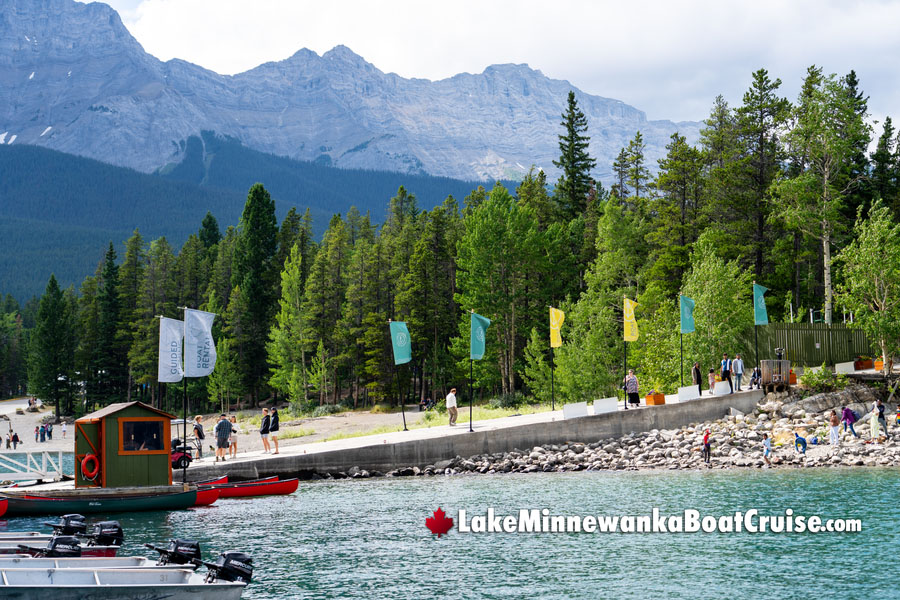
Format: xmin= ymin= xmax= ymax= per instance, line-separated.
xmin=470 ymin=312 xmax=491 ymax=360
xmin=679 ymin=295 xmax=695 ymax=334
xmin=389 ymin=321 xmax=412 ymax=365
xmin=753 ymin=283 xmax=769 ymax=326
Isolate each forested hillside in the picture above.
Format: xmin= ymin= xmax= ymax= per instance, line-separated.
xmin=6 ymin=68 xmax=900 ymax=422
xmin=0 ymin=142 xmax=490 ymax=302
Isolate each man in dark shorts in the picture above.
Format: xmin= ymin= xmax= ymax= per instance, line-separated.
xmin=214 ymin=414 xmax=233 ymax=462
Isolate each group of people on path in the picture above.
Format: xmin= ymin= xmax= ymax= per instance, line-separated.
xmin=827 ymin=400 xmax=891 ymax=446
xmin=3 ymin=432 xmax=20 ymax=449
xmin=620 ymin=353 xmax=761 ymax=409
xmin=691 ymin=353 xmax=762 ymax=397
xmin=34 ymin=422 xmax=54 ymax=442
xmin=191 ymin=407 xmax=281 ymax=461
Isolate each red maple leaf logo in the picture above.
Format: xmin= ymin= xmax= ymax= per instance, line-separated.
xmin=426 ymin=507 xmax=453 ymax=537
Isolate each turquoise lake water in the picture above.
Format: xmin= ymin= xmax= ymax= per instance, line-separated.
xmin=2 ymin=469 xmax=898 ymax=598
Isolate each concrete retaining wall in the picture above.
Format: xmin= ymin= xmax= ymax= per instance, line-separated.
xmin=186 ymin=390 xmax=763 ymax=481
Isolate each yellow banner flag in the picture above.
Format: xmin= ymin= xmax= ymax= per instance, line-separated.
xmin=550 ymin=307 xmax=565 ymax=348
xmin=623 ymin=297 xmax=639 ymax=341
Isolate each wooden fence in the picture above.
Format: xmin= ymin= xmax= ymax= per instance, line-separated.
xmin=741 ymin=323 xmax=872 ymax=367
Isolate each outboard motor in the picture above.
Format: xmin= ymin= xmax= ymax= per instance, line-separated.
xmin=144 ymin=539 xmax=202 ymax=566
xmin=43 ymin=514 xmax=87 ymax=536
xmin=82 ymin=521 xmax=124 ymax=547
xmin=19 ymin=535 xmax=82 ymax=558
xmin=200 ymin=551 xmax=253 ymax=584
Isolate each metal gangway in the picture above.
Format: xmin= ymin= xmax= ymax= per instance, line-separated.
xmin=0 ymin=451 xmax=69 ymax=481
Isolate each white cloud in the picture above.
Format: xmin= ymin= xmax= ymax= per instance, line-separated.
xmin=103 ymin=0 xmax=900 ymax=123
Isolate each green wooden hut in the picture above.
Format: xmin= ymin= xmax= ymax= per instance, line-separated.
xmin=75 ymin=401 xmax=175 ymax=488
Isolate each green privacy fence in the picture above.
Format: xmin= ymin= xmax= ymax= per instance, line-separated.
xmin=740 ymin=323 xmax=872 ymax=367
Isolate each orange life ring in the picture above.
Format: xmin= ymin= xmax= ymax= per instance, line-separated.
xmin=81 ymin=454 xmax=100 ymax=480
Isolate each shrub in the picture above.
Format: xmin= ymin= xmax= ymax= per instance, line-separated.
xmin=370 ymin=403 xmax=395 ymax=414
xmin=311 ymin=405 xmax=341 ymax=418
xmin=487 ymin=392 xmax=527 ymax=410
xmin=799 ymin=364 xmax=849 ymax=394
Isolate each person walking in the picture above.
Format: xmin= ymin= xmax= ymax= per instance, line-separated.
xmin=62 ymin=422 xmax=67 ymax=439
xmin=876 ymin=400 xmax=890 ymax=438
xmin=702 ymin=429 xmax=711 ymax=463
xmin=46 ymin=423 xmax=52 ymax=440
xmin=12 ymin=432 xmax=18 ymax=449
xmin=213 ymin=414 xmax=233 ymax=462
xmin=828 ymin=410 xmax=841 ymax=446
xmin=732 ymin=354 xmax=745 ymax=391
xmin=4 ymin=433 xmax=9 ymax=449
xmin=229 ymin=415 xmax=240 ymax=459
xmin=269 ymin=408 xmax=280 ymax=454
xmin=720 ymin=353 xmax=733 ymax=394
xmin=39 ymin=425 xmax=45 ymax=443
xmin=691 ymin=362 xmax=702 ymax=397
xmin=707 ymin=368 xmax=716 ymax=395
xmin=259 ymin=408 xmax=271 ymax=454
xmin=794 ymin=432 xmax=807 ymax=455
xmin=762 ymin=433 xmax=772 ymax=466
xmin=446 ymin=388 xmax=458 ymax=426
xmin=840 ymin=406 xmax=859 ymax=438
xmin=623 ymin=370 xmax=640 ymax=408
xmin=192 ymin=416 xmax=205 ymax=458
xmin=34 ymin=426 xmax=38 ymax=443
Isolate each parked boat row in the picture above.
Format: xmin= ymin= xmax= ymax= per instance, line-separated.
xmin=0 ymin=515 xmax=253 ymax=599
xmin=0 ymin=476 xmax=299 ymax=517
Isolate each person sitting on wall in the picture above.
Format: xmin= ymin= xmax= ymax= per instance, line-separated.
xmin=749 ymin=367 xmax=761 ymax=389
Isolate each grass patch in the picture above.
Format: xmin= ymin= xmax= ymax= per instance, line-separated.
xmin=279 ymin=428 xmax=315 ymax=440
xmin=324 ymin=425 xmax=402 ymax=441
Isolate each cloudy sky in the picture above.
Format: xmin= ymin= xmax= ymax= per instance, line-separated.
xmin=103 ymin=0 xmax=899 ymax=127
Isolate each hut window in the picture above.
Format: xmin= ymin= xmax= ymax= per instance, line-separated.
xmin=121 ymin=420 xmax=165 ymax=452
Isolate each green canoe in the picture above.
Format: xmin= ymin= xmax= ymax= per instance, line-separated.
xmin=0 ymin=490 xmax=198 ymax=516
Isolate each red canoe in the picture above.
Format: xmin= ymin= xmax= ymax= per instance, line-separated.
xmin=194 ymin=476 xmax=229 ymax=486
xmin=193 ymin=487 xmax=221 ymax=506
xmin=0 ymin=497 xmax=6 ymax=518
xmin=199 ymin=476 xmax=277 ymax=488
xmin=211 ymin=478 xmax=299 ymax=498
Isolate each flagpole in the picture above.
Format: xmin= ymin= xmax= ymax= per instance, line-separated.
xmin=182 ymin=377 xmax=187 ymax=484
xmin=680 ymin=333 xmax=684 ymax=387
xmin=550 ymin=348 xmax=555 ymax=412
xmin=469 ymin=358 xmax=474 ymax=433
xmin=401 ymin=364 xmax=408 ymax=432
xmin=623 ymin=339 xmax=627 ymax=410
xmin=753 ymin=281 xmax=759 ymax=368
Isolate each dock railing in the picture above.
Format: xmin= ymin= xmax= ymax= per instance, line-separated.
xmin=0 ymin=451 xmax=68 ymax=481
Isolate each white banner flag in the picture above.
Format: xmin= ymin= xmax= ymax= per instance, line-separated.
xmin=157 ymin=317 xmax=184 ymax=383
xmin=184 ymin=308 xmax=217 ymax=378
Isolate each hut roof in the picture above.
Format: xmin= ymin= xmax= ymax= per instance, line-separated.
xmin=76 ymin=401 xmax=176 ymax=423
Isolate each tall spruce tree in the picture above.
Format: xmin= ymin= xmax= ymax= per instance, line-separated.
xmin=552 ymin=91 xmax=596 ymax=220
xmin=29 ymin=275 xmax=76 ymax=419
xmin=231 ymin=184 xmax=279 ymax=403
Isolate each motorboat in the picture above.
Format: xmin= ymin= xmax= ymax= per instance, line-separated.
xmin=0 ymin=550 xmax=252 ymax=600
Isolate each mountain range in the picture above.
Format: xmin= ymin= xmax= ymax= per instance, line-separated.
xmin=0 ymin=0 xmax=700 ymax=182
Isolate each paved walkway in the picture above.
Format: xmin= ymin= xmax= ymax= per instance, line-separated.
xmin=188 ymin=387 xmax=763 ymax=468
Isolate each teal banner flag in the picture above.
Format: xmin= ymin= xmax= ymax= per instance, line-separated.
xmin=753 ymin=283 xmax=769 ymax=325
xmin=470 ymin=312 xmax=491 ymax=360
xmin=679 ymin=295 xmax=695 ymax=334
xmin=389 ymin=321 xmax=412 ymax=365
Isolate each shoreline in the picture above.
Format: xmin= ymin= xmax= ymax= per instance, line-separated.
xmin=308 ymin=384 xmax=899 ymax=479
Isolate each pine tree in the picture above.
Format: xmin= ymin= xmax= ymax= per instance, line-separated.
xmin=871 ymin=117 xmax=898 ymax=210
xmin=646 ymin=133 xmax=704 ymax=295
xmin=96 ymin=243 xmax=128 ymax=406
xmin=231 ymin=183 xmax=279 ymax=403
xmin=199 ymin=211 xmax=221 ymax=250
xmin=28 ymin=275 xmax=76 ymax=419
xmin=118 ymin=230 xmax=145 ymax=400
xmin=552 ymin=91 xmax=596 ymax=220
xmin=268 ymin=243 xmax=310 ymax=407
xmin=626 ymin=131 xmax=650 ymax=203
